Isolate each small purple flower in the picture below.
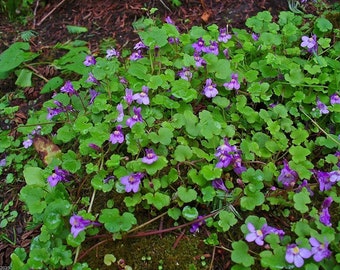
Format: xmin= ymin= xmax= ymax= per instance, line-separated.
xmin=278 ymin=160 xmax=298 ymax=188
xmin=168 ymin=37 xmax=180 ymax=44
xmin=296 ymin=180 xmax=314 ymax=196
xmin=86 ymin=73 xmax=99 ymax=85
xmin=60 ymin=81 xmax=78 ymax=96
xmin=134 ymin=41 xmax=148 ymax=50
xmin=309 ymin=237 xmax=331 ymax=262
xmin=89 ymin=89 xmax=99 ymax=104
xmin=178 ymin=67 xmax=193 ymax=81
xmin=245 ymin=222 xmax=265 ymax=246
xmin=190 ymin=216 xmax=205 ymax=233
xmin=120 ymin=172 xmax=144 ymax=193
xmin=0 ymin=157 xmax=6 ymax=167
xmin=47 ymin=100 xmax=73 ymax=120
xmin=212 ymin=178 xmax=228 ymax=192
xmin=329 ymin=170 xmax=340 ymax=182
xmin=130 ymin=50 xmax=143 ymax=60
xmin=192 ymin=37 xmax=206 ymax=53
xmin=133 ymin=86 xmax=150 ymax=105
xmin=109 ymin=125 xmax=124 ymax=144
xmin=301 ymin=35 xmax=318 ymax=54
xmin=223 ymin=73 xmax=240 ymax=91
xmin=218 ymin=28 xmax=232 ymax=43
xmin=23 ymin=138 xmax=33 ymax=148
xmin=70 ymin=215 xmax=93 ymax=238
xmin=252 ymin=33 xmax=259 ymax=41
xmin=262 ymin=224 xmax=285 ymax=239
xmin=124 ymin=88 xmax=134 ymax=105
xmin=320 ymin=197 xmax=333 ymax=226
xmin=233 ymin=153 xmax=247 ymax=175
xmin=47 ymin=167 xmax=71 ymax=187
xmin=142 ymin=148 xmax=158 ymax=164
xmin=330 ymin=93 xmax=340 ymax=105
xmin=193 ymin=51 xmax=206 ymax=67
xmin=316 ymin=98 xmax=329 ymax=114
xmin=223 ymin=48 xmax=229 ymax=59
xmin=215 ymin=139 xmax=245 ymax=174
xmin=88 ymin=143 xmax=101 ymax=152
xmin=106 ymin=48 xmax=120 ymax=59
xmin=202 ymin=78 xmax=218 ymax=98
xmin=165 ymin=16 xmax=175 ymax=25
xmin=126 ymin=107 xmax=143 ymax=128
xmin=285 ymin=243 xmax=312 ymax=268
xmin=83 ymin=55 xmax=96 ymax=66
xmin=203 ymin=41 xmax=219 ymax=55
xmin=116 ymin=103 xmax=124 ymax=122
xmin=314 ymin=170 xmax=336 ymax=191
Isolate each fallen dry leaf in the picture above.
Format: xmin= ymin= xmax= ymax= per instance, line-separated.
xmin=33 ymin=135 xmax=62 ymax=165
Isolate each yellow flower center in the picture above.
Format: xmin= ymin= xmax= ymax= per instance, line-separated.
xmin=293 ymin=246 xmax=300 ymax=254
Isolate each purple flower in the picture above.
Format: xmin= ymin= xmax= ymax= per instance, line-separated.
xmin=47 ymin=167 xmax=71 ymax=187
xmin=60 ymin=81 xmax=78 ymax=96
xmin=165 ymin=16 xmax=175 ymax=25
xmin=109 ymin=125 xmax=124 ymax=144
xmin=261 ymin=224 xmax=285 ymax=239
xmin=106 ymin=48 xmax=120 ymax=59
xmin=285 ymin=243 xmax=312 ymax=268
xmin=133 ymin=86 xmax=150 ymax=105
xmin=129 ymin=50 xmax=143 ymax=60
xmin=23 ymin=138 xmax=33 ymax=148
xmin=190 ymin=216 xmax=205 ymax=233
xmin=330 ymin=170 xmax=340 ymax=182
xmin=134 ymin=41 xmax=148 ymax=50
xmin=124 ymin=88 xmax=134 ymax=105
xmin=245 ymin=223 xmax=265 ymax=246
xmin=120 ymin=172 xmax=144 ymax=193
xmin=193 ymin=51 xmax=206 ymax=67
xmin=83 ymin=55 xmax=96 ymax=66
xmin=314 ymin=170 xmax=336 ymax=191
xmin=142 ymin=148 xmax=158 ymax=164
xmin=89 ymin=89 xmax=99 ymax=104
xmin=252 ymin=33 xmax=259 ymax=41
xmin=116 ymin=103 xmax=124 ymax=122
xmin=168 ymin=37 xmax=180 ymax=44
xmin=335 ymin=151 xmax=340 ymax=167
xmin=301 ymin=35 xmax=318 ymax=54
xmin=178 ymin=67 xmax=193 ymax=81
xmin=212 ymin=178 xmax=228 ymax=192
xmin=330 ymin=93 xmax=340 ymax=105
xmin=86 ymin=73 xmax=99 ymax=85
xmin=320 ymin=197 xmax=333 ymax=226
xmin=223 ymin=73 xmax=240 ymax=91
xmin=0 ymin=157 xmax=6 ymax=167
xmin=218 ymin=28 xmax=232 ymax=43
xmin=126 ymin=107 xmax=143 ymax=128
xmin=88 ymin=143 xmax=101 ymax=152
xmin=309 ymin=237 xmax=331 ymax=262
xmin=69 ymin=215 xmax=93 ymax=238
xmin=203 ymin=41 xmax=219 ymax=55
xmin=47 ymin=100 xmax=73 ymax=120
xmin=202 ymin=78 xmax=218 ymax=98
xmin=192 ymin=37 xmax=206 ymax=53
xmin=215 ymin=139 xmax=245 ymax=174
xmin=296 ymin=180 xmax=314 ymax=196
xmin=278 ymin=160 xmax=298 ymax=188
xmin=223 ymin=48 xmax=229 ymax=59
xmin=233 ymin=153 xmax=247 ymax=175
xmin=316 ymin=98 xmax=329 ymax=114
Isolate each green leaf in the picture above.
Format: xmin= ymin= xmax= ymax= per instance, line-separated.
xmin=139 ymin=26 xmax=168 ymax=48
xmin=289 ymin=145 xmax=311 ymax=163
xmin=200 ymin=164 xmax=222 ymax=180
xmin=143 ymin=192 xmax=170 ymax=210
xmin=315 ymin=17 xmax=332 ymax=33
xmin=23 ymin=166 xmax=45 ymax=187
xmin=260 ymin=247 xmax=287 ymax=269
xmin=99 ymin=208 xmax=137 ymax=233
xmin=174 ymin=145 xmax=192 ymax=162
xmin=15 ymin=69 xmax=32 ymax=87
xmin=128 ymin=62 xmax=150 ymax=80
xmin=104 ymin=254 xmax=117 ymax=266
xmin=66 ymin=25 xmax=88 ymax=34
xmin=290 ymin=128 xmax=309 ymax=145
xmin=171 ymin=79 xmax=197 ymax=102
xmin=149 ymin=127 xmax=173 ymax=145
xmin=218 ymin=210 xmax=237 ymax=232
xmin=182 ymin=205 xmax=198 ymax=221
xmin=293 ymin=188 xmax=311 ymax=213
xmin=141 ymin=156 xmax=168 ymax=175
xmin=197 ymin=110 xmax=221 ymax=139
xmin=231 ymin=240 xmax=254 ymax=267
xmin=57 ymin=124 xmax=76 ymax=143
xmin=168 ymin=207 xmax=181 ymax=220
xmin=41 ymin=77 xmax=64 ymax=94
xmin=62 ymin=150 xmax=81 ymax=173
xmin=177 ymin=186 xmax=197 ymax=203
xmin=20 ymin=186 xmax=46 ymax=214
xmin=284 ymin=68 xmax=304 ymax=85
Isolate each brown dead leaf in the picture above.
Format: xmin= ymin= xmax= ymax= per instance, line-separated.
xmin=201 ymin=10 xmax=212 ymax=23
xmin=33 ymin=135 xmax=62 ymax=165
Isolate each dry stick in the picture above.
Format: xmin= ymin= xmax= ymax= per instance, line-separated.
xmin=36 ymin=0 xmax=68 ymax=26
xmin=32 ymin=0 xmax=40 ymax=29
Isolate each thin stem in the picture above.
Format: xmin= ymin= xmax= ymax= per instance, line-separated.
xmin=300 ymin=106 xmax=340 ymax=147
xmin=87 ymin=189 xmax=96 ymax=213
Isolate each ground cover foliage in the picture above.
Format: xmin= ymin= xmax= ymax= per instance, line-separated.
xmin=0 ymin=1 xmax=340 ymax=269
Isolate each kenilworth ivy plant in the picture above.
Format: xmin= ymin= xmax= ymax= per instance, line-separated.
xmin=1 ymin=7 xmax=340 ymax=270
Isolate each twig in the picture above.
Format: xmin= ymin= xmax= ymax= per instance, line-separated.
xmin=32 ymin=0 xmax=40 ymax=29
xmin=36 ymin=0 xmax=68 ymax=26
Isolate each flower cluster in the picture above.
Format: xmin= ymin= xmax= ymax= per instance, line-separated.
xmin=215 ymin=138 xmax=246 ymax=174
xmin=313 ymin=169 xmax=340 ymax=191
xmin=314 ymin=93 xmax=340 ymax=115
xmin=277 ymin=160 xmax=298 ymax=188
xmin=245 ymin=222 xmax=284 ymax=246
xmin=47 ymin=100 xmax=73 ymax=120
xmin=22 ymin=126 xmax=41 ymax=148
